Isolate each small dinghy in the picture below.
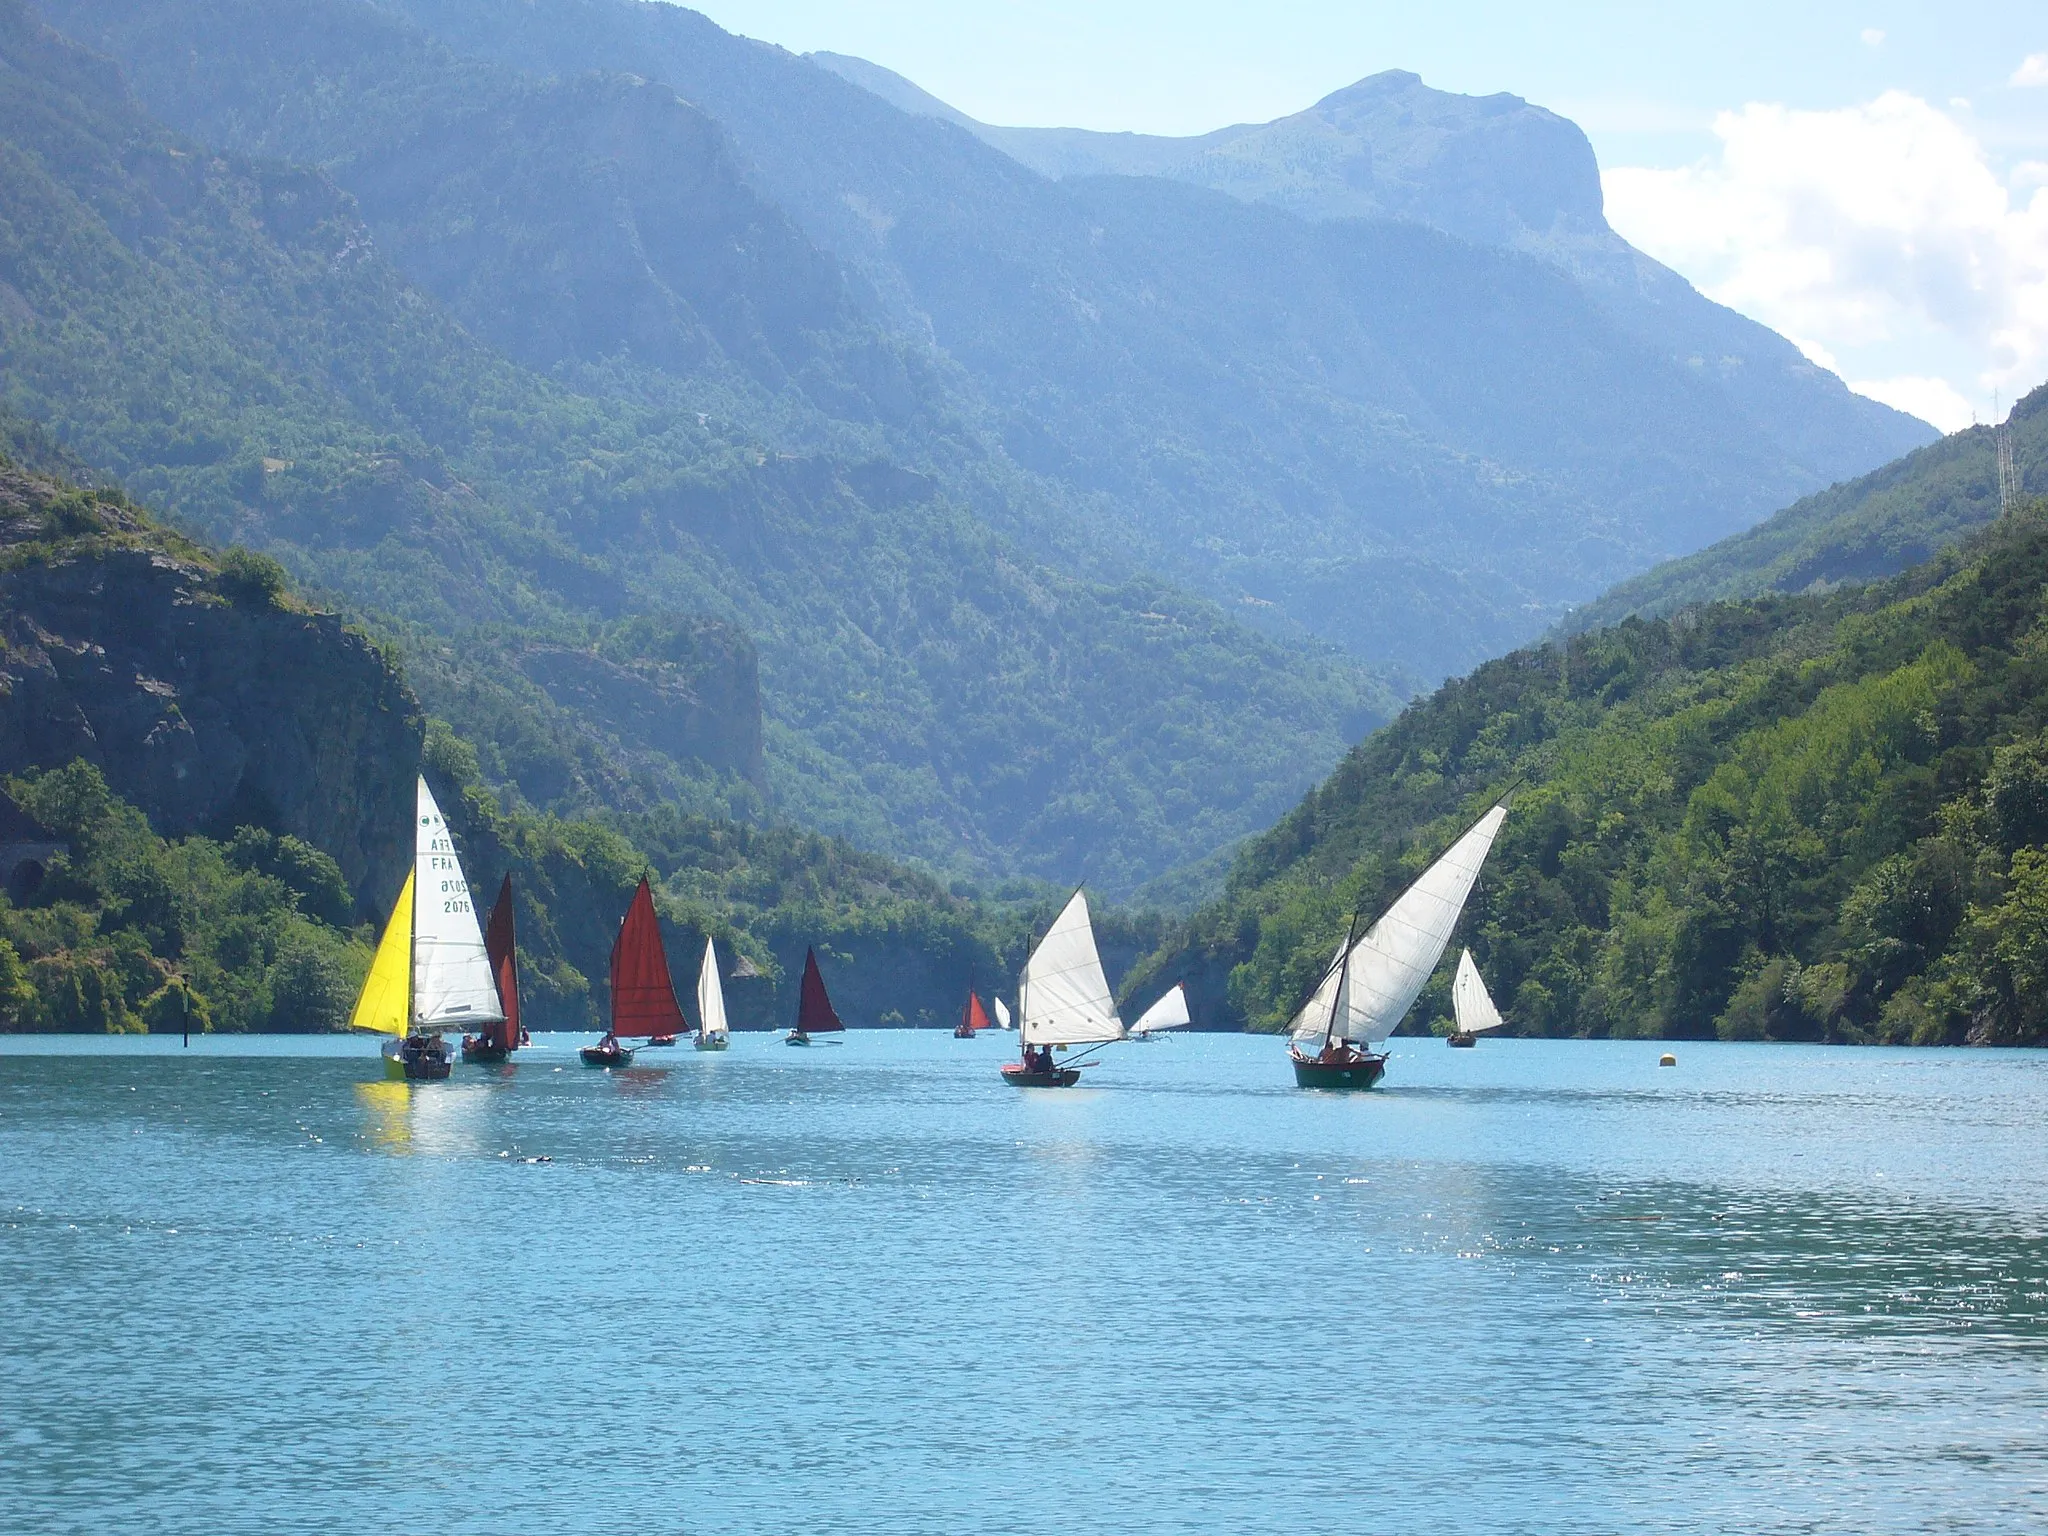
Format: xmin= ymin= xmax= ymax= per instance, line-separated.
xmin=696 ymin=938 xmax=732 ymax=1050
xmin=1288 ymin=801 xmax=1508 ymax=1090
xmin=1447 ymin=948 xmax=1503 ymax=1047
xmin=785 ymin=947 xmax=843 ymax=1045
xmin=1002 ymin=891 xmax=1124 ymax=1087
xmin=586 ymin=878 xmax=686 ymax=1067
xmin=462 ymin=875 xmax=521 ymax=1065
xmin=351 ymin=777 xmax=502 ymax=1082
xmin=1128 ymin=982 xmax=1191 ymax=1042
xmin=954 ymin=989 xmax=991 ymax=1039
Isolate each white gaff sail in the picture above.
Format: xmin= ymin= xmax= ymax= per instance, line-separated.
xmin=1019 ymin=891 xmax=1123 ymax=1045
xmin=992 ymin=997 xmax=1013 ymax=1031
xmin=697 ymin=938 xmax=729 ymax=1039
xmin=1291 ymin=804 xmax=1508 ymax=1052
xmin=410 ymin=777 xmax=504 ymax=1031
xmin=1131 ymin=983 xmax=1192 ymax=1034
xmin=1452 ymin=949 xmax=1504 ymax=1034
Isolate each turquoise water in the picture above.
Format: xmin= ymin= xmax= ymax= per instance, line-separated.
xmin=3 ymin=1032 xmax=2046 ymax=1534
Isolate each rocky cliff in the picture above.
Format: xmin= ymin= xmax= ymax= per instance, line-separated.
xmin=0 ymin=458 xmax=421 ymax=904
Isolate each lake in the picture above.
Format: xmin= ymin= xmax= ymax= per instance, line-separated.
xmin=3 ymin=1032 xmax=2045 ymax=1534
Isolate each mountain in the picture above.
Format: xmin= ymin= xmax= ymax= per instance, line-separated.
xmin=1570 ymin=382 xmax=2048 ymax=631
xmin=0 ymin=444 xmax=1145 ymax=1035
xmin=1 ymin=0 xmax=1377 ymax=896
xmin=1130 ymin=495 xmax=2048 ymax=1045
xmin=808 ymin=53 xmax=1933 ymax=496
xmin=57 ymin=0 xmax=1935 ymax=689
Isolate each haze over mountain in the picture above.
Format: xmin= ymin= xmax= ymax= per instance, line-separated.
xmin=7 ymin=0 xmax=1940 ymax=901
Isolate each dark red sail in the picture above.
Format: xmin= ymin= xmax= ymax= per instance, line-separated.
xmin=610 ymin=878 xmax=687 ymax=1039
xmin=485 ymin=875 xmax=520 ymax=1051
xmin=795 ymin=947 xmax=844 ymax=1033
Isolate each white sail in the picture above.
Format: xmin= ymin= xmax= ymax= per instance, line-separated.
xmin=1294 ymin=804 xmax=1508 ymax=1051
xmin=697 ymin=938 xmax=729 ymax=1039
xmin=1131 ymin=983 xmax=1192 ymax=1034
xmin=410 ymin=777 xmax=503 ymax=1031
xmin=993 ymin=997 xmax=1013 ymax=1030
xmin=1452 ymin=949 xmax=1504 ymax=1034
xmin=1019 ymin=891 xmax=1123 ymax=1045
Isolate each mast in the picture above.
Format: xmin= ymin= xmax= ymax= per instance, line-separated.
xmin=697 ymin=938 xmax=730 ymax=1040
xmin=610 ymin=878 xmax=687 ymax=1039
xmin=795 ymin=947 xmax=843 ymax=1033
xmin=1018 ymin=890 xmax=1123 ymax=1045
xmin=410 ymin=777 xmax=503 ymax=1033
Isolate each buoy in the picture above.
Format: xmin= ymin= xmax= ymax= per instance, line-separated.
xmin=1659 ymin=1053 xmax=1677 ymax=1067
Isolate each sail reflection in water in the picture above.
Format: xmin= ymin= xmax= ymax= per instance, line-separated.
xmin=353 ymin=1079 xmax=413 ymax=1153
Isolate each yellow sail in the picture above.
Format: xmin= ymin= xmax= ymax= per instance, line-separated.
xmin=348 ymin=871 xmax=414 ymax=1035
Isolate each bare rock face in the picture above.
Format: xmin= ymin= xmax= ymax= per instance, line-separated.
xmin=0 ymin=464 xmax=420 ymax=906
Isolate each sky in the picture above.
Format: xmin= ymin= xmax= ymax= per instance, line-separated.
xmin=685 ymin=1 xmax=2048 ymax=433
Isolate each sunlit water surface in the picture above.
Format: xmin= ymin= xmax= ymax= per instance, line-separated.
xmin=3 ymin=1032 xmax=2046 ymax=1534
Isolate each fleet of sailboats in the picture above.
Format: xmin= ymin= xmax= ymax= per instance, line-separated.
xmin=1288 ymin=802 xmax=1508 ymax=1090
xmin=1447 ymin=949 xmax=1504 ymax=1047
xmin=785 ymin=947 xmax=843 ymax=1045
xmin=348 ymin=778 xmax=506 ymax=1081
xmin=346 ymin=779 xmax=1512 ymax=1090
xmin=1003 ymin=890 xmax=1124 ymax=1087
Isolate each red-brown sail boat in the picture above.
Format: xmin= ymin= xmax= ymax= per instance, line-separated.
xmin=585 ymin=877 xmax=686 ymax=1067
xmin=954 ymin=990 xmax=991 ymax=1039
xmin=785 ymin=947 xmax=845 ymax=1045
xmin=462 ymin=875 xmax=522 ymax=1064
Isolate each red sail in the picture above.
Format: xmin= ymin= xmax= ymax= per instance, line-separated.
xmin=964 ymin=992 xmax=991 ymax=1033
xmin=610 ymin=878 xmax=687 ymax=1039
xmin=795 ymin=948 xmax=844 ymax=1033
xmin=485 ymin=875 xmax=520 ymax=1050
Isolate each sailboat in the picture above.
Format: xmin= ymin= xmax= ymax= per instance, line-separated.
xmin=461 ymin=875 xmax=521 ymax=1064
xmin=785 ymin=946 xmax=844 ymax=1045
xmin=1003 ymin=890 xmax=1123 ymax=1087
xmin=585 ymin=877 xmax=685 ymax=1067
xmin=1447 ymin=948 xmax=1504 ymax=1047
xmin=993 ymin=997 xmax=1013 ymax=1031
xmin=954 ymin=989 xmax=991 ymax=1039
xmin=1289 ymin=802 xmax=1509 ymax=1090
xmin=349 ymin=777 xmax=504 ymax=1082
xmin=696 ymin=938 xmax=732 ymax=1051
xmin=1129 ymin=982 xmax=1191 ymax=1041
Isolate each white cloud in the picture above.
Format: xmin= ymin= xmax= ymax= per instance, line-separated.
xmin=1604 ymin=92 xmax=2048 ymax=432
xmin=1848 ymin=375 xmax=1978 ymax=431
xmin=1860 ymin=28 xmax=1885 ymax=49
xmin=2013 ymin=53 xmax=2048 ymax=88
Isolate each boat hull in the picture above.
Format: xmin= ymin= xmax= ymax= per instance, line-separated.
xmin=694 ymin=1034 xmax=729 ymax=1051
xmin=581 ymin=1043 xmax=635 ymax=1068
xmin=1001 ymin=1063 xmax=1083 ymax=1088
xmin=1289 ymin=1050 xmax=1387 ymax=1091
xmin=953 ymin=1025 xmax=977 ymax=1039
xmin=785 ymin=1032 xmax=811 ymax=1047
xmin=460 ymin=1038 xmax=510 ymax=1065
xmin=1447 ymin=1032 xmax=1477 ymax=1048
xmin=384 ymin=1034 xmax=452 ymax=1081
xmin=646 ymin=1035 xmax=679 ymax=1048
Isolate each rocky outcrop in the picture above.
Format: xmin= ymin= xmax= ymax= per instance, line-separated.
xmin=0 ymin=463 xmax=420 ymax=905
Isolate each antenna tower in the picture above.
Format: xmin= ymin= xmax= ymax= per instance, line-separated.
xmin=1997 ymin=396 xmax=2019 ymax=519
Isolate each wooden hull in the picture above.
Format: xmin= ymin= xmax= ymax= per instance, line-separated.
xmin=1001 ymin=1063 xmax=1083 ymax=1088
xmin=694 ymin=1034 xmax=729 ymax=1051
xmin=646 ymin=1035 xmax=679 ymax=1048
xmin=1289 ymin=1050 xmax=1387 ymax=1091
xmin=460 ymin=1038 xmax=510 ymax=1065
xmin=1447 ymin=1032 xmax=1477 ymax=1048
xmin=953 ymin=1025 xmax=977 ymax=1038
xmin=581 ymin=1043 xmax=635 ymax=1068
xmin=785 ymin=1032 xmax=811 ymax=1047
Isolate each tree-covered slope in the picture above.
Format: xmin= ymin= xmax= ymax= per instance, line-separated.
xmin=0 ymin=0 xmax=1378 ymax=894
xmin=1571 ymin=382 xmax=2048 ymax=632
xmin=64 ymin=0 xmax=1932 ymax=685
xmin=1136 ymin=500 xmax=2048 ymax=1046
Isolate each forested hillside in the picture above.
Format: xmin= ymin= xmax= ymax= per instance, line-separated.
xmin=0 ymin=0 xmax=1375 ymax=894
xmin=1136 ymin=501 xmax=2048 ymax=1046
xmin=43 ymin=0 xmax=1928 ymax=686
xmin=0 ymin=450 xmax=1129 ymax=1033
xmin=1574 ymin=384 xmax=2048 ymax=631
